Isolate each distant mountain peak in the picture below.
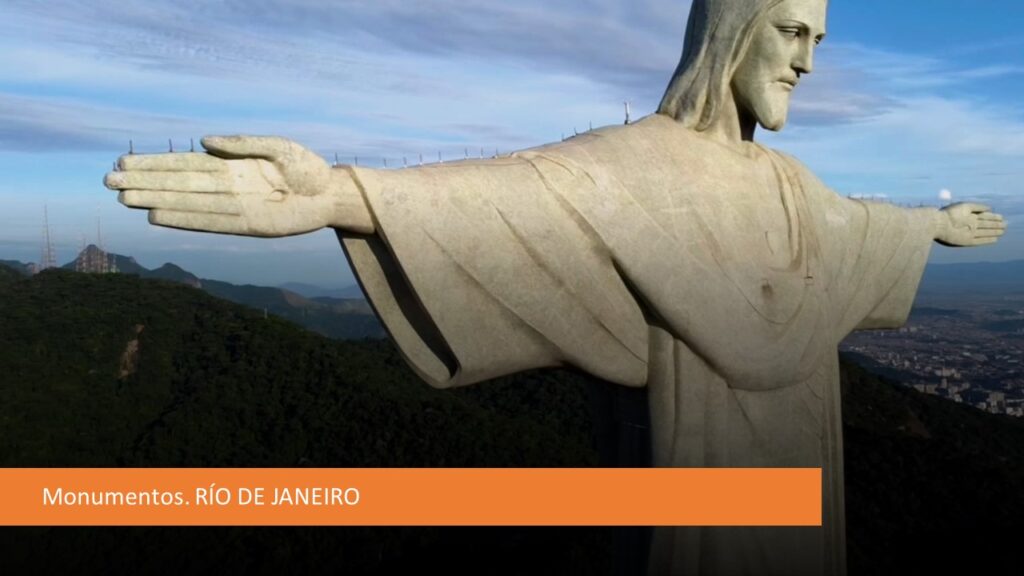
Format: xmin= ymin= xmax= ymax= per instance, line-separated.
xmin=148 ymin=262 xmax=202 ymax=288
xmin=71 ymin=244 xmax=118 ymax=274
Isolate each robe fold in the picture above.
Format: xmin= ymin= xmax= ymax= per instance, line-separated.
xmin=336 ymin=114 xmax=936 ymax=575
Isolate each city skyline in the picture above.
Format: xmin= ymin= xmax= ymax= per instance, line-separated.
xmin=1 ymin=0 xmax=1022 ymax=286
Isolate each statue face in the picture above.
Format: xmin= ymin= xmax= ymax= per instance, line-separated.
xmin=731 ymin=0 xmax=827 ymax=131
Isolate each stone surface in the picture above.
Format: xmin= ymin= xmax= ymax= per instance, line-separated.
xmin=104 ymin=0 xmax=1006 ymax=574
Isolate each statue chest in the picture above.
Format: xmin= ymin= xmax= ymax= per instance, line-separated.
xmin=669 ymin=152 xmax=825 ymax=325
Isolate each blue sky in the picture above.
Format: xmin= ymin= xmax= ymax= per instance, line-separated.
xmin=1 ymin=0 xmax=1022 ymax=287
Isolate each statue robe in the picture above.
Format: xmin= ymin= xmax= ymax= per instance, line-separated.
xmin=335 ymin=113 xmax=936 ymax=576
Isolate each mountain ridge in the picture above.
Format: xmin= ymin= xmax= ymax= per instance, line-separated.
xmin=3 ymin=248 xmax=384 ymax=340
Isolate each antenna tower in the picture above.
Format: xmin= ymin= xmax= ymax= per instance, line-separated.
xmin=40 ymin=204 xmax=57 ymax=270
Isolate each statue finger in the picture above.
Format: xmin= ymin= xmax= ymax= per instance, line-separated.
xmin=119 ymin=190 xmax=241 ymax=216
xmin=976 ymin=220 xmax=1007 ymax=231
xmin=118 ymin=153 xmax=224 ymax=172
xmin=977 ymin=213 xmax=1004 ymax=222
xmin=201 ymin=136 xmax=300 ymax=162
xmin=105 ymin=171 xmax=232 ymax=193
xmin=972 ymin=237 xmax=998 ymax=246
xmin=148 ymin=210 xmax=248 ymax=235
xmin=976 ymin=229 xmax=1005 ymax=239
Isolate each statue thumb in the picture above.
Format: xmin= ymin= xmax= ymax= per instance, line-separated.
xmin=201 ymin=136 xmax=298 ymax=162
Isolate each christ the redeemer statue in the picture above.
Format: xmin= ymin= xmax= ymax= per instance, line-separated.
xmin=104 ymin=0 xmax=1006 ymax=574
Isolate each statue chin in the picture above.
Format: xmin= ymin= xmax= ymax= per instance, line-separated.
xmin=751 ymin=95 xmax=791 ymax=132
xmin=759 ymin=117 xmax=787 ymax=132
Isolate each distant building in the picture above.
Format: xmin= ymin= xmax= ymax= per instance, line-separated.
xmin=913 ymin=383 xmax=939 ymax=395
xmin=986 ymin=391 xmax=1007 ymax=414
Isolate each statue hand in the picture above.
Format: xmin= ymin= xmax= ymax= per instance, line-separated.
xmin=936 ymin=202 xmax=1006 ymax=247
xmin=104 ymin=136 xmax=373 ymax=237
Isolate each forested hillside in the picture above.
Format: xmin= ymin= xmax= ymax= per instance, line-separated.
xmin=0 ymin=266 xmax=1019 ymax=575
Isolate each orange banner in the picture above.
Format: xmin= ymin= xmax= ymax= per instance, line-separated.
xmin=0 ymin=468 xmax=820 ymax=526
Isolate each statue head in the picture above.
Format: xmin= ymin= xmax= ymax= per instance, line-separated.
xmin=658 ymin=0 xmax=827 ymax=133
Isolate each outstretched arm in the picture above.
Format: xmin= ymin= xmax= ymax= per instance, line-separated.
xmin=933 ymin=202 xmax=1006 ymax=247
xmin=838 ymin=201 xmax=1006 ymax=333
xmin=334 ymin=150 xmax=649 ymax=389
xmin=106 ymin=133 xmax=649 ymax=390
xmin=104 ymin=136 xmax=374 ymax=237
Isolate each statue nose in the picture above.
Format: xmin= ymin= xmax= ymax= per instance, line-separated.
xmin=793 ymin=45 xmax=814 ymax=75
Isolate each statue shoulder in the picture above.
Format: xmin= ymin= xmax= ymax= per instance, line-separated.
xmin=541 ymin=114 xmax=708 ymax=163
xmin=509 ymin=114 xmax=680 ymax=165
xmin=762 ymin=146 xmax=804 ymax=170
xmin=762 ymin=147 xmax=828 ymax=188
xmin=759 ymin=147 xmax=859 ymax=226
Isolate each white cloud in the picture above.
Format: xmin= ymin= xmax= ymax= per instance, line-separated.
xmin=2 ymin=0 xmax=1023 ymax=280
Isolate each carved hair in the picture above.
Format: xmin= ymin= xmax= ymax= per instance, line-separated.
xmin=658 ymin=0 xmax=785 ymax=130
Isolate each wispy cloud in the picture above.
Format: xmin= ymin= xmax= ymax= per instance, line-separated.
xmin=1 ymin=0 xmax=688 ymax=92
xmin=785 ymin=41 xmax=1024 ymax=125
xmin=1 ymin=0 xmax=1022 ymax=278
xmin=6 ymin=1 xmax=1022 ymax=147
xmin=0 ymin=93 xmax=191 ymax=152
